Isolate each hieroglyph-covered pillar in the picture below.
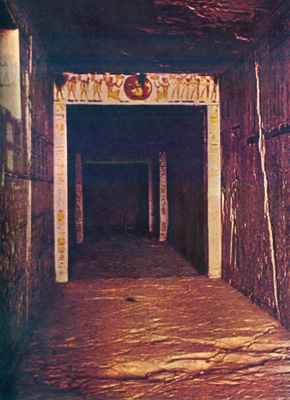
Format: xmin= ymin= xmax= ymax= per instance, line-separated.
xmin=75 ymin=153 xmax=84 ymax=243
xmin=53 ymin=101 xmax=68 ymax=283
xmin=148 ymin=161 xmax=154 ymax=234
xmin=207 ymin=105 xmax=221 ymax=278
xmin=159 ymin=152 xmax=168 ymax=242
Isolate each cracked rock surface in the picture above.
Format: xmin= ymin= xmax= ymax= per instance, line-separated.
xmin=15 ymin=237 xmax=290 ymax=399
xmin=72 ymin=236 xmax=197 ymax=279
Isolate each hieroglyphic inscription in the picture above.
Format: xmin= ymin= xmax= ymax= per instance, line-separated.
xmin=207 ymin=105 xmax=221 ymax=278
xmin=159 ymin=152 xmax=168 ymax=242
xmin=75 ymin=153 xmax=84 ymax=244
xmin=54 ymin=100 xmax=68 ymax=282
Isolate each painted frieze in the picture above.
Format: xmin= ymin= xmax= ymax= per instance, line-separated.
xmin=54 ymin=73 xmax=218 ymax=104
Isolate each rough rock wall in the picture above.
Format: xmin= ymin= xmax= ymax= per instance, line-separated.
xmin=30 ymin=48 xmax=54 ymax=320
xmin=0 ymin=25 xmax=54 ymax=386
xmin=220 ymin=36 xmax=290 ymax=327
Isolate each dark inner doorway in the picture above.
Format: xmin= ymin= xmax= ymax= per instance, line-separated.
xmin=67 ymin=105 xmax=207 ymax=276
xmin=83 ymin=162 xmax=148 ymax=239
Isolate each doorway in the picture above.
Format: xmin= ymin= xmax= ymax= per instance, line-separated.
xmin=67 ymin=105 xmax=208 ymax=277
xmin=53 ymin=73 xmax=221 ymax=282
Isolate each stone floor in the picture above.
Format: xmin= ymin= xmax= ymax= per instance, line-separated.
xmin=14 ymin=236 xmax=290 ymax=399
xmin=72 ymin=235 xmax=198 ymax=279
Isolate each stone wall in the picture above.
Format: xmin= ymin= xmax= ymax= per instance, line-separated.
xmin=0 ymin=19 xmax=54 ymax=388
xmin=30 ymin=49 xmax=54 ymax=321
xmin=220 ymin=31 xmax=290 ymax=327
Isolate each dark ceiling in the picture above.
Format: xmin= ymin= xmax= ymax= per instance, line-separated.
xmin=10 ymin=0 xmax=285 ymax=73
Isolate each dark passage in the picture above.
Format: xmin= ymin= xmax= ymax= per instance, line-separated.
xmin=84 ymin=163 xmax=148 ymax=239
xmin=67 ymin=105 xmax=207 ymax=274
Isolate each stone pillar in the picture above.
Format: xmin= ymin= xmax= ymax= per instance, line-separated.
xmin=75 ymin=153 xmax=84 ymax=244
xmin=148 ymin=161 xmax=154 ymax=234
xmin=54 ymin=101 xmax=68 ymax=283
xmin=207 ymin=105 xmax=221 ymax=278
xmin=159 ymin=152 xmax=168 ymax=242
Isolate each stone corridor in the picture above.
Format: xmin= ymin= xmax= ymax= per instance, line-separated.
xmin=14 ymin=237 xmax=290 ymax=400
xmin=2 ymin=2 xmax=290 ymax=399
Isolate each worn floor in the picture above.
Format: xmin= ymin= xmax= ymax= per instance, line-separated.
xmin=72 ymin=235 xmax=197 ymax=279
xmin=15 ymin=236 xmax=290 ymax=399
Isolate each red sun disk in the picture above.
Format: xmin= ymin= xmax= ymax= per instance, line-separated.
xmin=124 ymin=75 xmax=152 ymax=100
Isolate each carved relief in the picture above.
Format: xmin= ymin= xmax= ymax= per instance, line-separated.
xmin=91 ymin=74 xmax=104 ymax=102
xmin=124 ymin=74 xmax=152 ymax=100
xmin=104 ymin=73 xmax=124 ymax=101
xmin=54 ymin=73 xmax=218 ymax=104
